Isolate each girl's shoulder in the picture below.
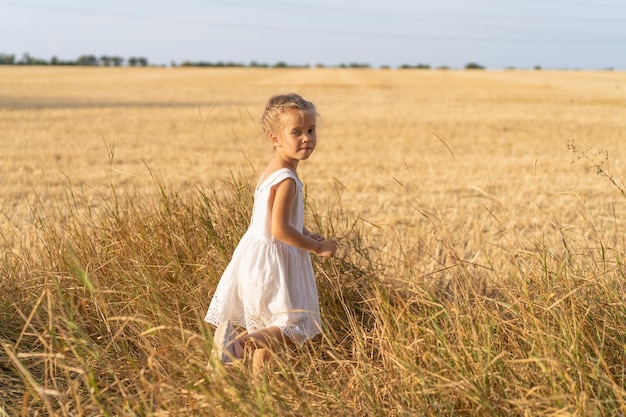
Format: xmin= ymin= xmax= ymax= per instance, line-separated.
xmin=256 ymin=167 xmax=300 ymax=192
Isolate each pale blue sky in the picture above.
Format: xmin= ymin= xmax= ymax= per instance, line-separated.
xmin=1 ymin=0 xmax=625 ymax=69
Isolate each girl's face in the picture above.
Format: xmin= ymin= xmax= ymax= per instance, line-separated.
xmin=271 ymin=110 xmax=317 ymax=163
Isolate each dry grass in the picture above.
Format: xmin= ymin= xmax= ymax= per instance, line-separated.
xmin=1 ymin=67 xmax=625 ymax=415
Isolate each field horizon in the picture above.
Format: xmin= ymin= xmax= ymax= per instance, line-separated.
xmin=1 ymin=67 xmax=625 ymax=415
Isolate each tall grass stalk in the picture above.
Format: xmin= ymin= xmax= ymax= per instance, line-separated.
xmin=1 ymin=169 xmax=625 ymax=416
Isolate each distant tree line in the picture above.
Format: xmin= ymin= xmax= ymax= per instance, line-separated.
xmin=398 ymin=62 xmax=486 ymax=70
xmin=0 ymin=53 xmax=149 ymax=67
xmin=0 ymin=54 xmax=380 ymax=68
xmin=1 ymin=52 xmax=512 ymax=70
xmin=176 ymin=60 xmax=309 ymax=68
xmin=175 ymin=60 xmax=376 ymax=68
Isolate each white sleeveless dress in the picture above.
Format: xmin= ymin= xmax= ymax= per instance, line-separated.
xmin=204 ymin=168 xmax=321 ymax=346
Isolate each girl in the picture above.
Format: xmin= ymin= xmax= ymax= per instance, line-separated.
xmin=205 ymin=93 xmax=338 ymax=370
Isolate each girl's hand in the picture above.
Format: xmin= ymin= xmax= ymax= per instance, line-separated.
xmin=316 ymin=239 xmax=338 ymax=257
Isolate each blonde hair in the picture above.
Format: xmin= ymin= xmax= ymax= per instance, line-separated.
xmin=261 ymin=93 xmax=317 ymax=135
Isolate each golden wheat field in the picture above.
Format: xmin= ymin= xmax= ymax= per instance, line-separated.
xmin=1 ymin=67 xmax=626 ymax=415
xmin=2 ymin=67 xmax=626 ymax=272
xmin=3 ymin=67 xmax=626 ymax=251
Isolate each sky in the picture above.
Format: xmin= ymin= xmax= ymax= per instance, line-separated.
xmin=1 ymin=0 xmax=625 ymax=70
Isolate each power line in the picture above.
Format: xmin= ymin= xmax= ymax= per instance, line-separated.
xmin=1 ymin=0 xmax=624 ymax=44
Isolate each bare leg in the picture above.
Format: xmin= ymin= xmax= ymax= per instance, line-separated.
xmin=239 ymin=326 xmax=292 ymax=376
xmin=240 ymin=326 xmax=292 ymax=350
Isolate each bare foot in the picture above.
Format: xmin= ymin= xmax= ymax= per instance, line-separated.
xmin=211 ymin=321 xmax=243 ymax=366
xmin=252 ymin=348 xmax=272 ymax=378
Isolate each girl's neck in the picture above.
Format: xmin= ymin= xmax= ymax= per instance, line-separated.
xmin=273 ymin=153 xmax=299 ymax=173
xmin=259 ymin=154 xmax=299 ymax=186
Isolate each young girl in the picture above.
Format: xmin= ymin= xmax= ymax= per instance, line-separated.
xmin=205 ymin=93 xmax=338 ymax=369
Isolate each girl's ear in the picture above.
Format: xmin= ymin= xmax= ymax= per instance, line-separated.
xmin=269 ymin=131 xmax=281 ymax=148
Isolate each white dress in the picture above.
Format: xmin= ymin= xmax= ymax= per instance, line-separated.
xmin=205 ymin=168 xmax=321 ymax=346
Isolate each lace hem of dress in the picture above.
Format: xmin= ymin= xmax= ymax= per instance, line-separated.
xmin=205 ymin=297 xmax=321 ymax=347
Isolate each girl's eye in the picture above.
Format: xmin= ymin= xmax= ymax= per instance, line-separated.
xmin=292 ymin=130 xmax=301 ymax=136
xmin=308 ymin=128 xmax=316 ymax=134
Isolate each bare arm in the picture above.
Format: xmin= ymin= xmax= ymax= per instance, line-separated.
xmin=271 ymin=179 xmax=337 ymax=257
xmin=303 ymin=227 xmax=323 ymax=241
